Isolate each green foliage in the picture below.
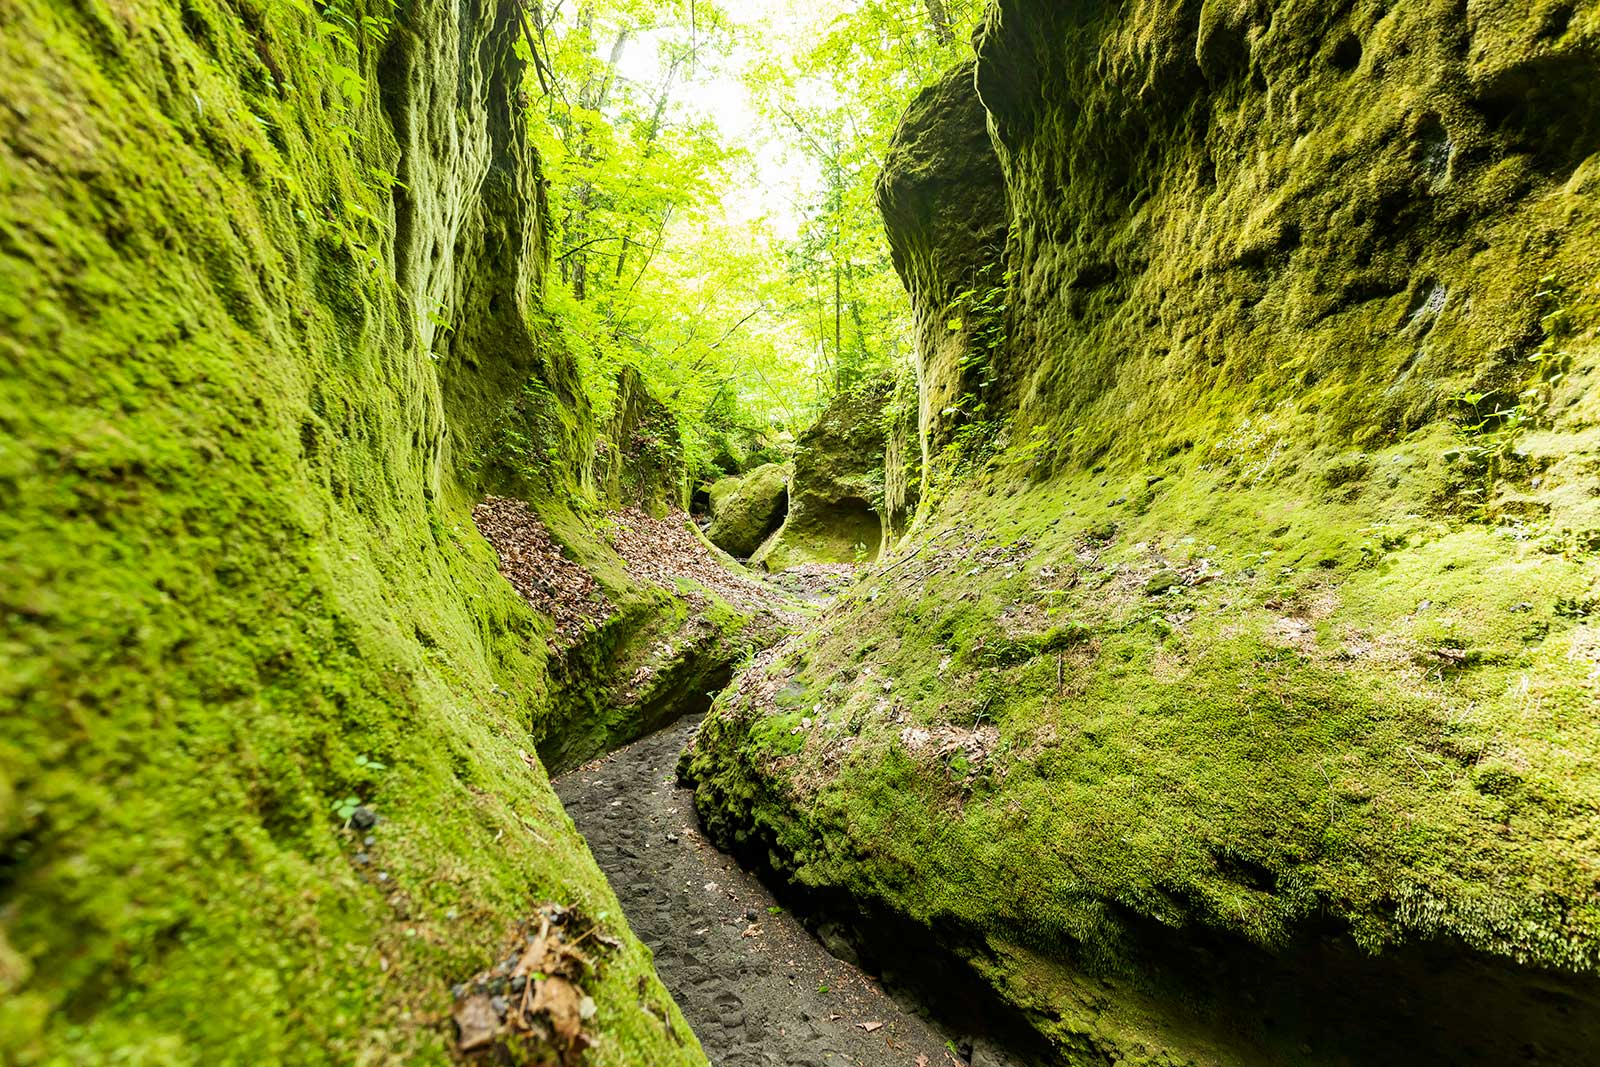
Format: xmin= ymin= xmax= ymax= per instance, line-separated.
xmin=509 ymin=0 xmax=987 ymax=477
xmin=521 ymin=0 xmax=829 ymax=481
xmin=742 ymin=0 xmax=985 ymax=394
xmin=944 ymin=267 xmax=1011 ymax=393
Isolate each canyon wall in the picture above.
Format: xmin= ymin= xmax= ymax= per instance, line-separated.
xmin=687 ymin=2 xmax=1600 ymax=1062
xmin=0 ymin=0 xmax=705 ymax=1061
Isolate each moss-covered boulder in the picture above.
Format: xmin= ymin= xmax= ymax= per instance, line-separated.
xmin=706 ymin=463 xmax=790 ymax=558
xmin=0 ymin=0 xmax=705 ymax=1062
xmin=752 ymin=380 xmax=892 ymax=571
xmin=686 ymin=1 xmax=1600 ymax=1063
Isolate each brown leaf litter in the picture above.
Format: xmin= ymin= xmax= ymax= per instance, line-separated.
xmin=474 ymin=497 xmax=611 ymax=647
xmin=474 ymin=499 xmax=802 ymax=652
xmin=606 ymin=507 xmax=797 ymax=618
xmin=451 ymin=903 xmax=621 ymax=1066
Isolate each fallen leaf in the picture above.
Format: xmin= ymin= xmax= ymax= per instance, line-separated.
xmin=531 ymin=975 xmax=585 ymax=1046
xmin=453 ymin=994 xmax=499 ymax=1052
xmin=917 ymin=1056 xmax=929 ymax=1067
xmin=858 ymin=1021 xmax=883 ymax=1032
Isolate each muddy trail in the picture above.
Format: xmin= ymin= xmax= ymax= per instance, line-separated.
xmin=555 ymin=715 xmax=1025 ymax=1067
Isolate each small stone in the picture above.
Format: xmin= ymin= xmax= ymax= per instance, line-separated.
xmin=376 ymin=871 xmax=389 ymax=883
xmin=1144 ymin=570 xmax=1182 ymax=595
xmin=1510 ymin=602 xmax=1534 ymax=613
xmin=489 ymin=995 xmax=509 ymax=1017
xmin=450 ymin=983 xmax=469 ymax=1001
xmin=352 ymin=851 xmax=371 ymax=866
xmin=1417 ymin=600 xmax=1432 ymax=612
xmin=510 ymin=975 xmax=527 ymax=994
xmin=363 ymin=835 xmax=376 ymax=847
xmin=349 ymin=806 xmax=377 ymax=831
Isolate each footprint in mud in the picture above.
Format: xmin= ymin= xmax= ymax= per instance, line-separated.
xmin=710 ymin=990 xmax=744 ymax=1029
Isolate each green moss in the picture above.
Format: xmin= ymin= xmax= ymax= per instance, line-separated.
xmin=0 ymin=0 xmax=704 ymax=1062
xmin=687 ymin=426 xmax=1600 ymax=1061
xmin=706 ymin=462 xmax=790 ymax=559
xmin=753 ymin=377 xmax=893 ymax=570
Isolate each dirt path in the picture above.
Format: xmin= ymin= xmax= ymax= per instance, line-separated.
xmin=556 ymin=716 xmax=1019 ymax=1067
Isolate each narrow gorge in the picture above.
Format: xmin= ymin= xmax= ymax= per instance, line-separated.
xmin=3 ymin=1 xmax=1599 ymax=1065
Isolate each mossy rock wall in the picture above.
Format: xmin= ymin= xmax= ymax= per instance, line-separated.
xmin=686 ymin=1 xmax=1600 ymax=1062
xmin=590 ymin=365 xmax=687 ymax=517
xmin=975 ymin=0 xmax=1600 ymax=474
xmin=877 ymin=60 xmax=1008 ymax=467
xmin=881 ymin=361 xmax=922 ymax=543
xmin=706 ymin=462 xmax=790 ymax=559
xmin=0 ymin=0 xmax=702 ymax=1062
xmin=752 ymin=378 xmax=892 ymax=571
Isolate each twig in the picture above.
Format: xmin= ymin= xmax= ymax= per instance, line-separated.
xmin=874 ymin=542 xmax=933 ymax=581
xmin=557 ymin=235 xmax=632 ymax=260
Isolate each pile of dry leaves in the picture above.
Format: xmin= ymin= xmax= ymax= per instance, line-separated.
xmin=766 ymin=562 xmax=857 ymax=601
xmin=451 ymin=903 xmax=620 ymax=1065
xmin=473 ymin=497 xmax=611 ymax=646
xmin=607 ymin=508 xmax=792 ymax=618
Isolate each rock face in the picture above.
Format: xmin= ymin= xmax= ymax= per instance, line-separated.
xmin=687 ymin=2 xmax=1600 ymax=1063
xmin=707 ymin=463 xmax=790 ymax=559
xmin=881 ymin=365 xmax=923 ymax=542
xmin=878 ymin=60 xmax=1009 ymax=465
xmin=591 ymin=366 xmax=686 ymax=517
xmin=0 ymin=0 xmax=701 ymax=1062
xmin=753 ymin=379 xmax=892 ymax=571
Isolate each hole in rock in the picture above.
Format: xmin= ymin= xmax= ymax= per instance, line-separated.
xmin=1330 ymin=33 xmax=1363 ymax=72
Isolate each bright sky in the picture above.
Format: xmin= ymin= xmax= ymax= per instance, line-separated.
xmin=609 ymin=0 xmax=849 ymax=238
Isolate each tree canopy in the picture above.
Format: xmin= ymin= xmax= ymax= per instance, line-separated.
xmin=517 ymin=0 xmax=984 ymax=475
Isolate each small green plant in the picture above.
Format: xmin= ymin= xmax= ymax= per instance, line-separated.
xmin=1441 ymin=276 xmax=1575 ymax=520
xmin=270 ymin=0 xmax=397 ymax=111
xmin=354 ymin=753 xmax=386 ymax=772
xmin=332 ymin=795 xmax=364 ymax=822
xmin=367 ymin=166 xmax=407 ymax=191
xmin=425 ymin=302 xmax=454 ymax=333
xmin=944 ymin=265 xmax=1012 ymax=394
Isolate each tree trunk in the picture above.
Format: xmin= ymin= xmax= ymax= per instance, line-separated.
xmin=923 ymin=0 xmax=954 ymax=45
